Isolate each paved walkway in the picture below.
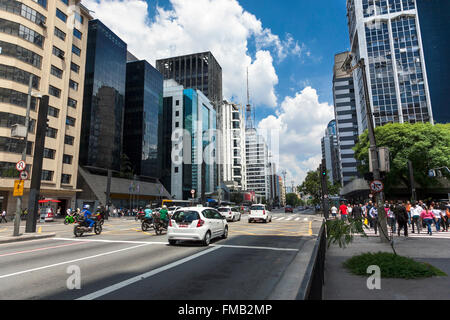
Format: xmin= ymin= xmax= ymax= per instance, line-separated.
xmin=323 ymin=233 xmax=450 ymax=300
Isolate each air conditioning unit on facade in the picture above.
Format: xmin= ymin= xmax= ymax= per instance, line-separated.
xmin=11 ymin=124 xmax=27 ymax=138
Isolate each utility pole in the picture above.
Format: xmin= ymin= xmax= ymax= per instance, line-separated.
xmin=408 ymin=161 xmax=416 ymax=203
xmin=281 ymin=169 xmax=287 ymax=206
xmin=342 ymin=54 xmax=388 ymax=243
xmin=320 ymin=159 xmax=330 ymax=220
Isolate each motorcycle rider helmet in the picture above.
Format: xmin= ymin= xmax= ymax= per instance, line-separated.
xmin=83 ymin=204 xmax=90 ymax=210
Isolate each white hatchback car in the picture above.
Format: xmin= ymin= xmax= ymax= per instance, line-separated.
xmin=218 ymin=207 xmax=241 ymax=222
xmin=168 ymin=207 xmax=228 ymax=246
xmin=248 ymin=204 xmax=272 ymax=223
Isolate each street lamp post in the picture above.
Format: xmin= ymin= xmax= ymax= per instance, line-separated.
xmin=342 ymin=54 xmax=389 ymax=243
xmin=13 ymin=75 xmax=33 ymax=236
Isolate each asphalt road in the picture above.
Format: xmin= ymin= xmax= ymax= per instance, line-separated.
xmin=0 ymin=209 xmax=322 ymax=300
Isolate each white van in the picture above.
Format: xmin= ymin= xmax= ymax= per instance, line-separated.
xmin=248 ymin=204 xmax=272 ymax=223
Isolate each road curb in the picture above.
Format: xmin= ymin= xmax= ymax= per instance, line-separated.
xmin=0 ymin=233 xmax=56 ymax=244
xmin=268 ymin=220 xmax=324 ymax=300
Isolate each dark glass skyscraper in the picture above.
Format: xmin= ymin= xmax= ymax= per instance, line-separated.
xmin=156 ymin=52 xmax=222 ymax=110
xmin=417 ymin=0 xmax=450 ymax=124
xmin=124 ymin=60 xmax=163 ymax=178
xmin=80 ymin=19 xmax=127 ymax=171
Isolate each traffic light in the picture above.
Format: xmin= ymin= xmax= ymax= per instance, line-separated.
xmin=321 ymin=160 xmax=327 ymax=177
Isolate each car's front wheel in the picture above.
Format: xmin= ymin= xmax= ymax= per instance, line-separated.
xmin=169 ymin=239 xmax=177 ymax=245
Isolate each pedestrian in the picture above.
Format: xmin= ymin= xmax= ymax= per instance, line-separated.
xmin=347 ymin=204 xmax=353 ymax=218
xmin=330 ymin=205 xmax=338 ymax=219
xmin=430 ymin=203 xmax=442 ymax=233
xmin=339 ymin=201 xmax=348 ymax=222
xmin=1 ymin=210 xmax=7 ymax=223
xmin=411 ymin=202 xmax=422 ymax=234
xmin=405 ymin=201 xmax=412 ymax=226
xmin=386 ymin=202 xmax=396 ymax=233
xmin=420 ymin=205 xmax=436 ymax=236
xmin=439 ymin=203 xmax=448 ymax=232
xmin=394 ymin=201 xmax=408 ymax=237
xmin=352 ymin=203 xmax=363 ymax=221
xmin=366 ymin=201 xmax=374 ymax=228
xmin=369 ymin=203 xmax=378 ymax=234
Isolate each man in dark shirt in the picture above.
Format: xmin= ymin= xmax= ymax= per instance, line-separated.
xmin=394 ymin=201 xmax=409 ymax=237
xmin=352 ymin=203 xmax=363 ymax=220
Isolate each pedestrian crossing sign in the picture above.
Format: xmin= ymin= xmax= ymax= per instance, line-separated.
xmin=13 ymin=180 xmax=24 ymax=197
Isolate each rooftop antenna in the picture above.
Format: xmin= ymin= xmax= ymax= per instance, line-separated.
xmin=245 ymin=67 xmax=253 ymax=130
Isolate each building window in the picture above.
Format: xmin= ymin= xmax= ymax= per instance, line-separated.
xmin=175 ymin=122 xmax=179 ymax=128
xmin=63 ymin=154 xmax=73 ymax=164
xmin=72 ymin=44 xmax=81 ymax=56
xmin=41 ymin=170 xmax=53 ymax=181
xmin=0 ymin=40 xmax=42 ymax=69
xmin=50 ymin=65 xmax=63 ymax=79
xmin=66 ymin=116 xmax=75 ymax=126
xmin=175 ymin=111 xmax=179 ymax=117
xmin=70 ymin=62 xmax=80 ymax=73
xmin=73 ymin=28 xmax=82 ymax=40
xmin=0 ymin=161 xmax=31 ymax=178
xmin=64 ymin=135 xmax=74 ymax=145
xmin=56 ymin=8 xmax=67 ymax=22
xmin=52 ymin=46 xmax=65 ymax=59
xmin=74 ymin=12 xmax=83 ymax=24
xmin=54 ymin=27 xmax=66 ymax=41
xmin=31 ymin=0 xmax=47 ymax=9
xmin=0 ymin=18 xmax=44 ymax=48
xmin=60 ymin=0 xmax=69 ymax=5
xmin=49 ymin=85 xmax=61 ymax=98
xmin=0 ymin=88 xmax=37 ymax=110
xmin=0 ymin=112 xmax=35 ymax=132
xmin=174 ymin=167 xmax=179 ymax=173
xmin=69 ymin=79 xmax=78 ymax=91
xmin=68 ymin=97 xmax=77 ymax=108
xmin=46 ymin=127 xmax=57 ymax=138
xmin=0 ymin=137 xmax=32 ymax=155
xmin=43 ymin=148 xmax=56 ymax=159
xmin=0 ymin=63 xmax=40 ymax=89
xmin=1 ymin=1 xmax=47 ymax=26
xmin=47 ymin=106 xmax=59 ymax=118
xmin=176 ymin=100 xmax=179 ymax=106
xmin=61 ymin=174 xmax=71 ymax=184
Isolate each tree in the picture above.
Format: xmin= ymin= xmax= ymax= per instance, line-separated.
xmin=298 ymin=169 xmax=341 ymax=205
xmin=286 ymin=193 xmax=300 ymax=207
xmin=354 ymin=123 xmax=450 ymax=194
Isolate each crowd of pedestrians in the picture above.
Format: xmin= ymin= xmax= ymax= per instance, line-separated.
xmin=330 ymin=200 xmax=450 ymax=237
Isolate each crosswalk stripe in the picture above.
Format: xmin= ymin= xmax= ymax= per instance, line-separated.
xmin=277 ymin=217 xmax=285 ymax=221
xmin=295 ymin=218 xmax=300 ymax=221
xmin=285 ymin=217 xmax=293 ymax=221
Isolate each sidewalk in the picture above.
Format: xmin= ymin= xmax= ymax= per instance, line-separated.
xmin=323 ymin=233 xmax=450 ymax=300
xmin=0 ymin=232 xmax=56 ymax=244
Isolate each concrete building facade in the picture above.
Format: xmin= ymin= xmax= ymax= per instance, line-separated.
xmin=0 ymin=0 xmax=92 ymax=215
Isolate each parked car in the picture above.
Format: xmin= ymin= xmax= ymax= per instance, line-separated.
xmin=248 ymin=204 xmax=272 ymax=223
xmin=39 ymin=207 xmax=54 ymax=222
xmin=285 ymin=206 xmax=294 ymax=213
xmin=167 ymin=207 xmax=228 ymax=246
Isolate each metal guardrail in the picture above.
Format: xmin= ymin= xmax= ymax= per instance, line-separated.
xmin=296 ymin=221 xmax=327 ymax=300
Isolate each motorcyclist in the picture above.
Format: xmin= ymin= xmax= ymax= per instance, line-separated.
xmin=82 ymin=205 xmax=95 ymax=231
xmin=144 ymin=205 xmax=153 ymax=222
xmin=159 ymin=205 xmax=169 ymax=228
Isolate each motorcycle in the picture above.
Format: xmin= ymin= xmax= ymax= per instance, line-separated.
xmin=153 ymin=215 xmax=168 ymax=235
xmin=64 ymin=214 xmax=79 ymax=225
xmin=94 ymin=212 xmax=105 ymax=226
xmin=74 ymin=216 xmax=102 ymax=237
xmin=141 ymin=217 xmax=154 ymax=232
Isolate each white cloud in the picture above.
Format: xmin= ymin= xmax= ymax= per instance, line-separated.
xmin=82 ymin=0 xmax=306 ymax=107
xmin=258 ymin=87 xmax=334 ymax=185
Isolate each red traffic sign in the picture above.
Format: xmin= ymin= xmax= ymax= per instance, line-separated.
xmin=370 ymin=180 xmax=384 ymax=193
xmin=16 ymin=160 xmax=26 ymax=172
xmin=20 ymin=170 xmax=29 ymax=180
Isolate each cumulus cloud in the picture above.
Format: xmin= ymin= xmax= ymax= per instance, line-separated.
xmin=82 ymin=0 xmax=306 ymax=107
xmin=258 ymin=87 xmax=334 ymax=185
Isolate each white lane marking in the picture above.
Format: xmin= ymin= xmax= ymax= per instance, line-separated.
xmin=77 ymin=246 xmax=221 ymax=300
xmin=271 ymin=217 xmax=279 ymax=220
xmin=303 ymin=218 xmax=308 ymax=221
xmin=285 ymin=217 xmax=293 ymax=221
xmin=0 ymin=243 xmax=150 ymax=280
xmin=295 ymin=218 xmax=301 ymax=221
xmin=214 ymin=244 xmax=298 ymax=252
xmin=54 ymin=237 xmax=168 ymax=245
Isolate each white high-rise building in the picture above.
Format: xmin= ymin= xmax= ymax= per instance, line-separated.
xmin=347 ymin=0 xmax=433 ymax=131
xmin=245 ymin=128 xmax=270 ymax=202
xmin=219 ymin=101 xmax=246 ymax=191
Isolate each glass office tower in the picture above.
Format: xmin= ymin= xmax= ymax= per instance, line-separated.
xmin=347 ymin=0 xmax=434 ymax=130
xmin=80 ymin=19 xmax=127 ymax=171
xmin=124 ymin=60 xmax=163 ymax=178
xmin=416 ymin=0 xmax=450 ymax=124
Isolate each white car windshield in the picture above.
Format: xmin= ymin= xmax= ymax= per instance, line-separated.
xmin=218 ymin=208 xmax=231 ymax=212
xmin=250 ymin=206 xmax=264 ymax=211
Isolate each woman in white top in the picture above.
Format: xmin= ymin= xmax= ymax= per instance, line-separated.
xmin=430 ymin=203 xmax=443 ymax=232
